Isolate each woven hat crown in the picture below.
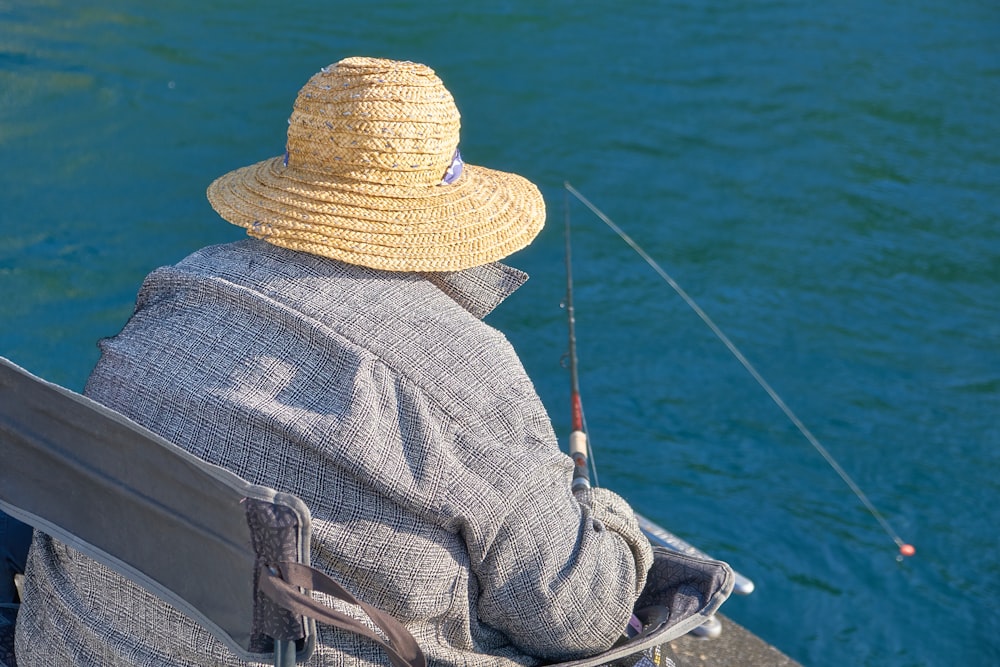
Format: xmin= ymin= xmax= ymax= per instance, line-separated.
xmin=287 ymin=57 xmax=461 ymax=187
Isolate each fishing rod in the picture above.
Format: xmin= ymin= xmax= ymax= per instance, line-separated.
xmin=564 ymin=189 xmax=596 ymax=491
xmin=565 ymin=200 xmax=660 ymax=641
xmin=562 ymin=190 xmax=756 ymax=603
xmin=564 ymin=181 xmax=915 ymax=560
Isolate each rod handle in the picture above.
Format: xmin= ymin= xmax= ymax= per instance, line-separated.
xmin=570 ymin=430 xmax=590 ymax=490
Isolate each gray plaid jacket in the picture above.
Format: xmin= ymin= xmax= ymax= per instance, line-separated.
xmin=15 ymin=240 xmax=653 ymax=666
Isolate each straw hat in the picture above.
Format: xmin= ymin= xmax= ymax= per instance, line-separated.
xmin=207 ymin=57 xmax=546 ymax=272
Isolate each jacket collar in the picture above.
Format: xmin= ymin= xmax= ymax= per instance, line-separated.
xmin=419 ymin=262 xmax=529 ymax=320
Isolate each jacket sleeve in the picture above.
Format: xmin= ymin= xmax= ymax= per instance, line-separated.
xmin=469 ymin=452 xmax=654 ymax=661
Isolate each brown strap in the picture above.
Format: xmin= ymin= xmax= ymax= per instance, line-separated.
xmin=258 ymin=562 xmax=426 ymax=667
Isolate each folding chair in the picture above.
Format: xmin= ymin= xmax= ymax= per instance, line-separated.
xmin=0 ymin=357 xmax=423 ymax=667
xmin=0 ymin=356 xmax=733 ymax=667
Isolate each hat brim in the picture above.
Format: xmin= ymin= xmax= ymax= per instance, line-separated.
xmin=206 ymin=156 xmax=545 ymax=272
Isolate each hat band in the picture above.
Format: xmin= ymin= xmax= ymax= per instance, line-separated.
xmin=440 ymin=149 xmax=464 ymax=185
xmin=281 ymin=147 xmax=461 ymax=187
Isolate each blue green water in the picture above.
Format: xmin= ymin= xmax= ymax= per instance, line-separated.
xmin=2 ymin=1 xmax=997 ymax=665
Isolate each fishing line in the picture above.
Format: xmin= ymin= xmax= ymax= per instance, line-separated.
xmin=564 ymin=182 xmax=914 ymax=559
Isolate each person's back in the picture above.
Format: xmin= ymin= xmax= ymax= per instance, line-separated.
xmin=14 ymin=57 xmax=656 ymax=666
xmin=16 ymin=238 xmax=652 ymax=666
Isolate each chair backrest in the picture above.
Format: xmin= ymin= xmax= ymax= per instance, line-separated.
xmin=0 ymin=357 xmax=317 ymax=663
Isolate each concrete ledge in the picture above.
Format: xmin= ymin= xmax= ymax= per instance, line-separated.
xmin=665 ymin=615 xmax=803 ymax=667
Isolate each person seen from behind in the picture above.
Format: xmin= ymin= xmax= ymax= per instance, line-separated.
xmin=15 ymin=57 xmax=656 ymax=666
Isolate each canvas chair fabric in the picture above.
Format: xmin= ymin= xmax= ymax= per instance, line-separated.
xmin=0 ymin=357 xmax=320 ymax=663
